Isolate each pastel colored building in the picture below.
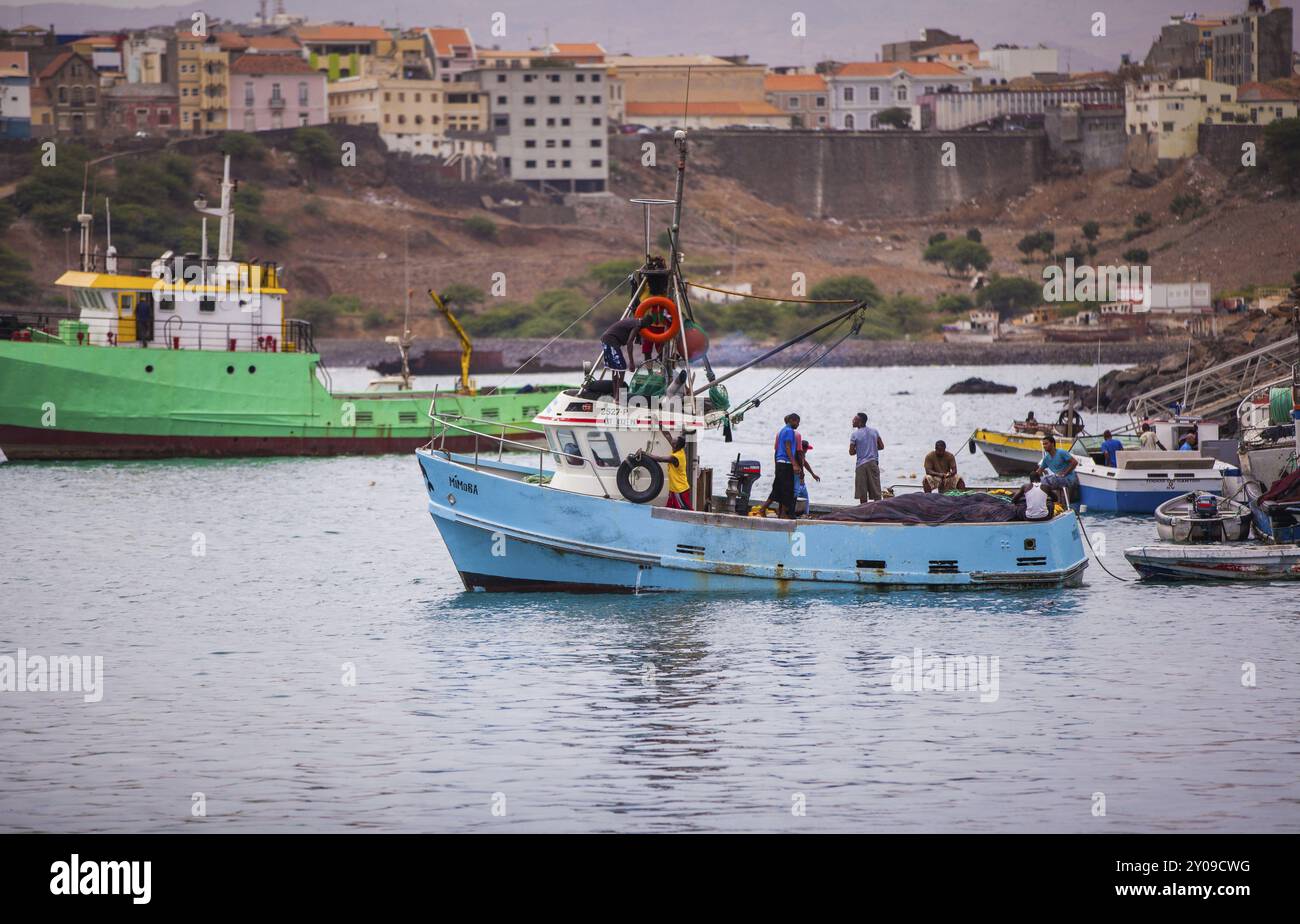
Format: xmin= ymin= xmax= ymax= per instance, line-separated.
xmin=103 ymin=82 xmax=178 ymax=136
xmin=229 ymin=54 xmax=326 ymax=132
xmin=423 ymin=27 xmax=477 ymax=83
xmin=0 ymin=51 xmax=31 ymax=138
xmin=763 ymin=73 xmax=829 ymax=128
xmin=828 ymin=61 xmax=974 ymax=130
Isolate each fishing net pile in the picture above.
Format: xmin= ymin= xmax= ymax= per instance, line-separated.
xmin=816 ymin=492 xmax=1026 ymax=524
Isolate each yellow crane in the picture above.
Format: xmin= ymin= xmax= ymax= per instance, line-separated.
xmin=429 ymin=289 xmax=476 ymax=395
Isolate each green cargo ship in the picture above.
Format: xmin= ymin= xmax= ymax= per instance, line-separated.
xmin=0 ymin=157 xmax=564 ymax=461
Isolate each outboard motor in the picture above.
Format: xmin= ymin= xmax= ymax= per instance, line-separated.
xmin=726 ymin=454 xmax=762 ymax=515
xmin=1190 ymin=493 xmax=1223 ymax=542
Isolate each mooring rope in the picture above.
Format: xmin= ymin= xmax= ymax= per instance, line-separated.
xmin=1074 ymin=512 xmax=1132 ymax=582
xmin=686 ymin=281 xmax=857 ymax=304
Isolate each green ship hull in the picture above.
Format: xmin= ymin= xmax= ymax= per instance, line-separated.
xmin=0 ymin=340 xmax=565 ymax=460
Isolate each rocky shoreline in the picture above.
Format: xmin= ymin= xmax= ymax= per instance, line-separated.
xmin=317 ymin=336 xmax=1179 ymax=372
xmin=1079 ymin=309 xmax=1297 ymax=413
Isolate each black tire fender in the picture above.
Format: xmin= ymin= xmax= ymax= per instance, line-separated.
xmin=617 ymin=455 xmax=664 ymax=503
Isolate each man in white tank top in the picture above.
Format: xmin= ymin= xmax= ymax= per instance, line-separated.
xmin=1021 ymin=474 xmax=1051 ymax=521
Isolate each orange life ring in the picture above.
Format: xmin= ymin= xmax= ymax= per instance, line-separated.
xmin=635 ymin=296 xmax=680 ymax=345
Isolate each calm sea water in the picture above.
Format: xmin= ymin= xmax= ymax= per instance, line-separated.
xmin=2 ymin=364 xmax=1297 ymax=833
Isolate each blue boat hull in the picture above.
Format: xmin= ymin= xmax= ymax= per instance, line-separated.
xmin=1077 ymin=485 xmax=1192 ymax=513
xmin=417 ymin=450 xmax=1089 ymax=593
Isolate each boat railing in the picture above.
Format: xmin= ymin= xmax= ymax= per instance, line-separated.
xmin=427 ymin=410 xmax=611 ymax=498
xmin=19 ymin=314 xmax=314 ymax=353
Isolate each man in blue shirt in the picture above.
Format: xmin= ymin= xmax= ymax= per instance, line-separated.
xmin=1035 ymin=435 xmax=1078 ymax=508
xmin=770 ymin=413 xmax=802 ymax=518
xmin=1179 ymin=431 xmax=1199 ymax=452
xmin=1099 ymin=429 xmax=1124 ymax=468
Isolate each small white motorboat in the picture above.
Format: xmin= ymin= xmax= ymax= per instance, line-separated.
xmin=1154 ymin=492 xmax=1253 ymax=543
xmin=1125 ymin=543 xmax=1300 ymax=581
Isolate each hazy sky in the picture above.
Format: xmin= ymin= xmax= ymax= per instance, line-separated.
xmin=2 ymin=0 xmax=1297 ymax=72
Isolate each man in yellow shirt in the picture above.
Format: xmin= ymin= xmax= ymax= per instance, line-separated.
xmin=646 ymin=434 xmax=693 ymax=509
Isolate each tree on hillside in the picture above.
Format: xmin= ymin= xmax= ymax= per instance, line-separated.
xmin=1081 ymin=220 xmax=1100 ymax=241
xmin=1017 ymin=230 xmax=1055 ymax=260
xmin=1133 ymin=211 xmax=1153 ymax=229
xmin=924 ymin=238 xmax=991 ymax=276
xmin=880 ymin=294 xmax=932 ymax=336
xmin=876 ymin=107 xmax=911 ymax=129
xmin=808 ymin=275 xmax=882 ymax=305
xmin=1122 ymin=247 xmax=1150 ymax=263
xmin=1264 ymin=117 xmax=1300 ymax=193
xmin=965 ymin=227 xmax=982 ymax=243
xmin=926 ymin=231 xmax=948 ymax=247
xmin=975 ymin=275 xmax=1042 ymax=319
xmin=291 ymin=127 xmax=337 ymax=179
xmin=437 ymin=283 xmax=486 ymax=308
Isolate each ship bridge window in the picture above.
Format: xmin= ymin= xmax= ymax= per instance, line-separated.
xmin=587 ymin=431 xmax=619 ymax=467
xmin=200 ymin=298 xmax=216 ymax=312
xmin=553 ymin=428 xmax=584 ymax=467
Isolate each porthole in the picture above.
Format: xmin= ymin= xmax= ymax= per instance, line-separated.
xmin=226 ymin=365 xmax=235 ymax=374
xmin=248 ymin=365 xmax=256 ymax=374
xmin=144 ymin=364 xmax=154 ymax=373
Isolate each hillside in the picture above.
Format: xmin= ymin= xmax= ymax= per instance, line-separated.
xmin=3 ymin=126 xmax=1298 ymax=344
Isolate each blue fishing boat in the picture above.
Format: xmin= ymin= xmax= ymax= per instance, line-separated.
xmin=414 ymin=130 xmax=1089 ymax=593
xmin=1070 ymin=422 xmax=1235 ymax=513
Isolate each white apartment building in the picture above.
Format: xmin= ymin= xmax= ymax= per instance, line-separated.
xmin=828 ymin=61 xmax=974 ymax=129
xmin=978 ymin=45 xmax=1060 ymax=82
xmin=476 ymin=63 xmax=610 ymax=193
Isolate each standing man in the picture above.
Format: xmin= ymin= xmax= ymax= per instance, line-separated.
xmin=922 ymin=440 xmax=965 ymax=493
xmin=600 ymin=314 xmax=653 ymax=393
xmin=849 ymin=412 xmax=884 ymax=502
xmin=1034 ymin=435 xmax=1078 ymax=509
xmin=645 ymin=434 xmax=692 ymax=510
xmin=771 ymin=413 xmax=802 ymax=518
xmin=1139 ymin=422 xmax=1161 ymax=450
xmin=1099 ymin=429 xmax=1124 ymax=468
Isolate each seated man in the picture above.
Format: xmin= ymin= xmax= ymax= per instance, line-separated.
xmin=922 ymin=440 xmax=966 ymax=493
xmin=1012 ymin=472 xmax=1053 ymax=521
xmin=1179 ymin=431 xmax=1199 ymax=452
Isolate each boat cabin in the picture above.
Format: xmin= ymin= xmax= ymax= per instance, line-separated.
xmin=47 ymin=155 xmax=301 ymax=355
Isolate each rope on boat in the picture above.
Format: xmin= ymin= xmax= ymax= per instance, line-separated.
xmin=686 ymin=281 xmax=857 ymax=304
xmin=493 ymin=274 xmax=634 ymax=391
xmin=1074 ymin=513 xmax=1132 ymax=582
xmin=728 ymin=312 xmax=861 ymax=419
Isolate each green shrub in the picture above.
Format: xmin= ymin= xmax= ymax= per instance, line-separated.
xmin=463 ymin=215 xmax=498 ymax=241
xmin=219 ymin=131 xmax=266 ymax=162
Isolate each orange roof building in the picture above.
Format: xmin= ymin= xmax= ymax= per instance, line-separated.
xmin=423 ymin=27 xmax=476 ymax=80
xmin=546 ymin=42 xmax=606 ymax=64
xmin=763 ymin=73 xmax=830 ymax=128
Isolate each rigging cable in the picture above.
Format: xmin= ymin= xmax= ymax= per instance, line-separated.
xmin=493 ymin=274 xmax=633 ymax=392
